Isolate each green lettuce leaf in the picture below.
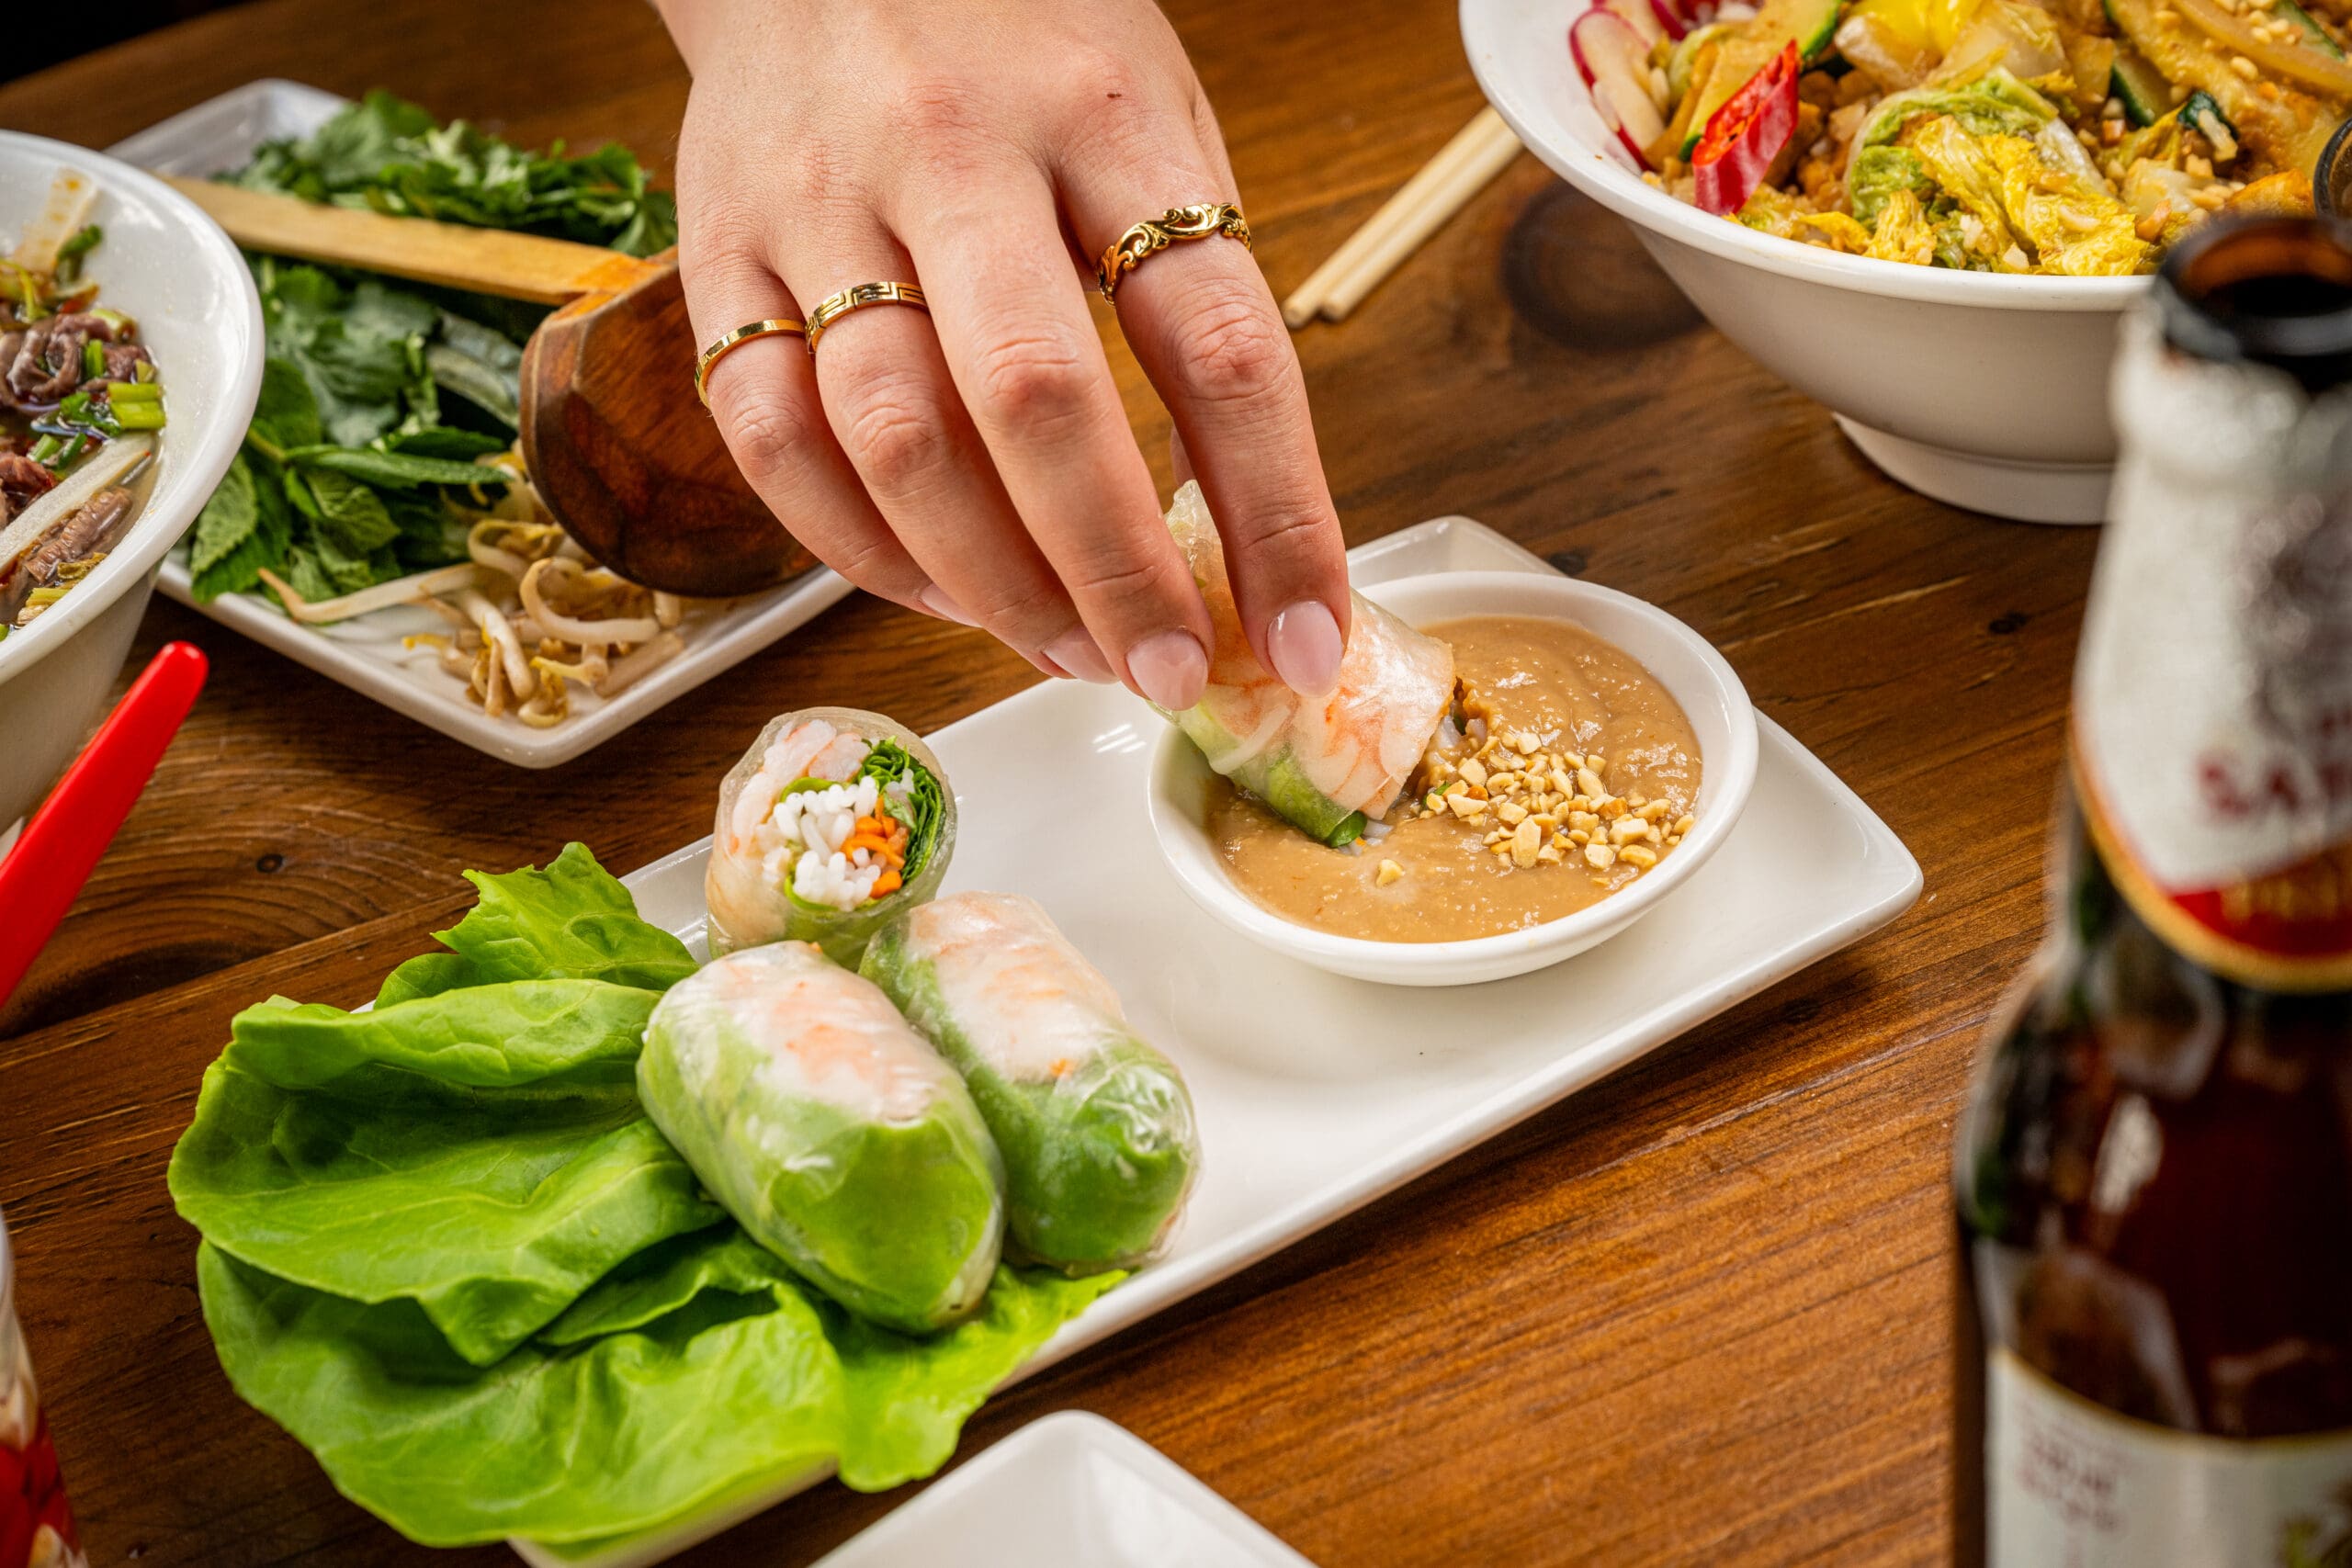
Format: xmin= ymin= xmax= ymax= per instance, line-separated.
xmin=168 ymin=980 xmax=721 ymax=1365
xmin=198 ymin=1241 xmax=1117 ymax=1547
xmin=435 ymin=842 xmax=699 ymax=990
xmin=374 ymin=951 xmax=480 ymax=1008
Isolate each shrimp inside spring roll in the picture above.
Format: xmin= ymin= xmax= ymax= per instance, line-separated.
xmin=1161 ymin=482 xmax=1454 ymax=845
xmin=637 ymin=941 xmax=1005 ymax=1334
xmin=863 ymin=892 xmax=1200 ymax=1274
xmin=706 ymin=707 xmax=956 ymax=964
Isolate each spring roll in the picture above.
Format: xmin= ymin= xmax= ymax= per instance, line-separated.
xmin=637 ymin=942 xmax=1005 ymax=1334
xmin=1161 ymin=481 xmax=1455 ymax=844
xmin=862 ymin=892 xmax=1199 ymax=1274
xmin=706 ymin=707 xmax=956 ymax=965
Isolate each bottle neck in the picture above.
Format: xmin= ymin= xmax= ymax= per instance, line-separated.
xmin=2081 ymin=310 xmax=2352 ymax=993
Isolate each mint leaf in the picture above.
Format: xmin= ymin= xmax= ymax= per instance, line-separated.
xmin=285 ymin=446 xmax=509 ymax=490
xmin=249 ymin=357 xmax=322 ymax=452
xmin=386 ymin=427 xmax=505 ymax=460
xmin=295 ymin=469 xmax=401 ymax=555
xmin=191 ymin=452 xmax=294 ymax=603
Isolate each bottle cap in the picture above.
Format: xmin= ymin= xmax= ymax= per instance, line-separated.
xmin=2157 ymin=217 xmax=2352 ymax=387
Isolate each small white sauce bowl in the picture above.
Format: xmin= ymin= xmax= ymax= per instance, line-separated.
xmin=1147 ymin=570 xmax=1759 ymax=987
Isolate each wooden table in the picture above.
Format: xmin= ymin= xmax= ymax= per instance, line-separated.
xmin=0 ymin=2 xmax=2086 ymax=1562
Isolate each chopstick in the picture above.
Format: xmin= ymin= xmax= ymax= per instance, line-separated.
xmin=0 ymin=641 xmax=208 ymax=1008
xmin=1281 ymin=107 xmax=1524 ymax=329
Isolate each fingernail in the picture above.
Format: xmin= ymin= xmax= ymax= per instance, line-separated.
xmin=1267 ymin=600 xmax=1343 ymax=696
xmin=1043 ymin=627 xmax=1116 ymax=684
xmin=920 ymin=586 xmax=978 ymax=626
xmin=1127 ymin=629 xmax=1208 ymax=712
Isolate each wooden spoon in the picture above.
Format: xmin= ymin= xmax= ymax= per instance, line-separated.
xmin=160 ymin=175 xmax=813 ymax=599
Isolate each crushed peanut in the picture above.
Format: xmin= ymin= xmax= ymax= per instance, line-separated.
xmin=1395 ymin=718 xmax=1695 ymax=891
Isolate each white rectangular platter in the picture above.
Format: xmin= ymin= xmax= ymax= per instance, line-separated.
xmin=520 ymin=514 xmax=1923 ymax=1566
xmin=108 ymin=81 xmax=854 ymax=767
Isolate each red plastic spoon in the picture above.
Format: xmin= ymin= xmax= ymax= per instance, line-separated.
xmin=0 ymin=641 xmax=209 ymax=1008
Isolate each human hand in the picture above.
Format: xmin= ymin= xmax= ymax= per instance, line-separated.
xmin=659 ymin=0 xmax=1351 ymax=708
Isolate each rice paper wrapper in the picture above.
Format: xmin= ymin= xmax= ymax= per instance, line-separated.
xmin=862 ymin=892 xmax=1199 ymax=1274
xmin=706 ymin=706 xmax=957 ymax=965
xmin=1163 ymin=481 xmax=1455 ymax=842
xmin=637 ymin=942 xmax=1006 ymax=1334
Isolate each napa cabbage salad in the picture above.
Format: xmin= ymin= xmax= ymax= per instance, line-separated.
xmin=1571 ymin=0 xmax=2348 ymax=273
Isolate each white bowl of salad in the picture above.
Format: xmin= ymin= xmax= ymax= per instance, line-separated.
xmin=0 ymin=132 xmax=263 ymax=827
xmin=1463 ymin=0 xmax=2347 ymax=520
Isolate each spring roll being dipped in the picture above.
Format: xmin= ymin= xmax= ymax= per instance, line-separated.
xmin=1161 ymin=481 xmax=1454 ymax=844
xmin=637 ymin=941 xmax=1005 ymax=1333
xmin=706 ymin=706 xmax=956 ymax=965
xmin=863 ymin=892 xmax=1199 ymax=1274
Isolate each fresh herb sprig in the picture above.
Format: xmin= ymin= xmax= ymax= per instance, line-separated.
xmin=860 ymin=740 xmax=946 ymax=877
xmin=232 ymin=90 xmax=676 ymax=256
xmin=188 ymin=90 xmax=673 ymax=607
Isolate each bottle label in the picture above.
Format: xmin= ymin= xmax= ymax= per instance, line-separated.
xmin=1987 ymin=1348 xmax=2352 ymax=1565
xmin=2079 ymin=313 xmax=2352 ymax=991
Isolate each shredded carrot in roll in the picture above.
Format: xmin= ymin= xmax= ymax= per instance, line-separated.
xmin=871 ymin=869 xmax=903 ymax=897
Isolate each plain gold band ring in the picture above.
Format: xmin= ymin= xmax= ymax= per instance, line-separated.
xmin=695 ymin=318 xmax=807 ymax=408
xmin=1095 ymin=202 xmax=1252 ymax=303
xmin=804 ymin=281 xmax=930 ymax=353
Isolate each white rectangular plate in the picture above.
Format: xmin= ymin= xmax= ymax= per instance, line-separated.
xmin=810 ymin=1412 xmax=1318 ymax=1568
xmin=516 ymin=514 xmax=1922 ymax=1566
xmin=107 ymin=81 xmax=854 ymax=767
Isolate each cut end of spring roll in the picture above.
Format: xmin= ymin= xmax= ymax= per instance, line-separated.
xmin=637 ymin=942 xmax=1005 ymax=1335
xmin=1159 ymin=481 xmax=1454 ymax=845
xmin=863 ymin=892 xmax=1200 ymax=1275
xmin=705 ymin=706 xmax=957 ymax=965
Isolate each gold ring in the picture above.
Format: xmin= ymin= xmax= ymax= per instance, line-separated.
xmin=804 ymin=281 xmax=929 ymax=352
xmin=695 ymin=318 xmax=807 ymax=407
xmin=1095 ymin=202 xmax=1252 ymax=303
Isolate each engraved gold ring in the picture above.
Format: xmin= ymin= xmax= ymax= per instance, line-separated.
xmin=1095 ymin=202 xmax=1253 ymax=303
xmin=804 ymin=281 xmax=930 ymax=353
xmin=694 ymin=318 xmax=806 ymax=408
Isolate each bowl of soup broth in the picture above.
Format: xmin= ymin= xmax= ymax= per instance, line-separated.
xmin=0 ymin=132 xmax=263 ymax=827
xmin=1148 ymin=570 xmax=1758 ymax=986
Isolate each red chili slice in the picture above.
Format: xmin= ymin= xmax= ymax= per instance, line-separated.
xmin=1691 ymin=40 xmax=1802 ymax=217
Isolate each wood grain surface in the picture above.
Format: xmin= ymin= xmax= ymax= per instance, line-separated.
xmin=0 ymin=1 xmax=2094 ymax=1562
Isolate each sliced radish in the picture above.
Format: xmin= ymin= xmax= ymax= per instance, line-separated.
xmin=1608 ymin=0 xmax=1668 ymax=49
xmin=1648 ymin=0 xmax=1691 ymax=39
xmin=1570 ymin=10 xmax=1668 ymax=168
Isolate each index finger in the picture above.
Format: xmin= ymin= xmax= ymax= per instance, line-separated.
xmin=899 ymin=171 xmax=1215 ymax=714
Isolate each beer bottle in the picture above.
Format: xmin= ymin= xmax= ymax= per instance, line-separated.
xmin=1953 ymin=217 xmax=2352 ymax=1566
